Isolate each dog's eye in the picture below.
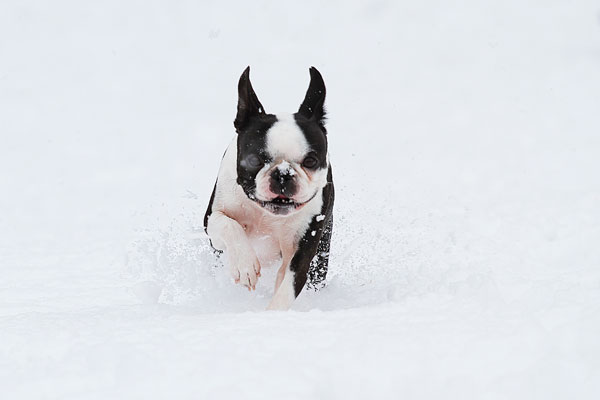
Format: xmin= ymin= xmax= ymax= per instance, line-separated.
xmin=302 ymin=156 xmax=318 ymax=169
xmin=247 ymin=154 xmax=263 ymax=168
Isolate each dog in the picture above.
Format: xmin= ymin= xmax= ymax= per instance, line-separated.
xmin=204 ymin=67 xmax=334 ymax=310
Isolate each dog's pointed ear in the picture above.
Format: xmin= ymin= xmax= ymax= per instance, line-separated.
xmin=298 ymin=67 xmax=326 ymax=128
xmin=234 ymin=66 xmax=266 ymax=133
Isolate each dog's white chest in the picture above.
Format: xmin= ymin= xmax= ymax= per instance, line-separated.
xmin=245 ymin=223 xmax=284 ymax=268
xmin=237 ymin=206 xmax=307 ymax=267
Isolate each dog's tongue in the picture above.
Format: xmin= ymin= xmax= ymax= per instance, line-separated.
xmin=276 ymin=195 xmax=289 ymax=200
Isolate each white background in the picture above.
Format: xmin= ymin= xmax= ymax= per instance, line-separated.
xmin=1 ymin=1 xmax=600 ymax=398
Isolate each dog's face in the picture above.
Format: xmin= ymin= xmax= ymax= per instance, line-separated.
xmin=234 ymin=67 xmax=329 ymax=216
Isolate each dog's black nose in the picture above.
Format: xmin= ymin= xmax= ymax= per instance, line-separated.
xmin=270 ymin=169 xmax=296 ymax=197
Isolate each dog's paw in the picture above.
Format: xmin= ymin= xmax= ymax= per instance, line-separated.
xmin=227 ymin=247 xmax=261 ymax=290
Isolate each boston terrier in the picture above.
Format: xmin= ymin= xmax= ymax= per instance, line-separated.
xmin=204 ymin=67 xmax=334 ymax=310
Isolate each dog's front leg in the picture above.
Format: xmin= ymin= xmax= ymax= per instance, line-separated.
xmin=207 ymin=211 xmax=261 ymax=290
xmin=267 ymin=214 xmax=330 ymax=311
xmin=267 ymin=256 xmax=296 ymax=311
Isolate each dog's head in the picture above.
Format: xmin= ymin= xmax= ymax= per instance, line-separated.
xmin=233 ymin=67 xmax=329 ymax=216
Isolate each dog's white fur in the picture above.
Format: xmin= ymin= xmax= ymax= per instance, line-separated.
xmin=266 ymin=114 xmax=309 ymax=160
xmin=207 ymin=114 xmax=327 ymax=310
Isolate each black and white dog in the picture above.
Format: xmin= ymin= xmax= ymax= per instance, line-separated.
xmin=204 ymin=67 xmax=334 ymax=310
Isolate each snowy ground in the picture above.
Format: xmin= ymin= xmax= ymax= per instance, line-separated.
xmin=1 ymin=1 xmax=600 ymax=398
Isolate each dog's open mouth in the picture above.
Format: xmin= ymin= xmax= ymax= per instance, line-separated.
xmin=250 ymin=191 xmax=318 ymax=216
xmin=269 ymin=195 xmax=297 ymax=206
xmin=257 ymin=195 xmax=302 ymax=215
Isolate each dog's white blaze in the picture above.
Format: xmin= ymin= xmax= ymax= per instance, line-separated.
xmin=266 ymin=114 xmax=309 ymax=161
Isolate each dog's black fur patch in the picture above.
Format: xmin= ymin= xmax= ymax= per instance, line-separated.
xmin=290 ymin=165 xmax=334 ymax=295
xmin=235 ymin=114 xmax=277 ymax=199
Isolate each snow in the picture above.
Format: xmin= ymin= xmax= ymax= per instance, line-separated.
xmin=277 ymin=160 xmax=295 ymax=175
xmin=1 ymin=0 xmax=600 ymax=399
